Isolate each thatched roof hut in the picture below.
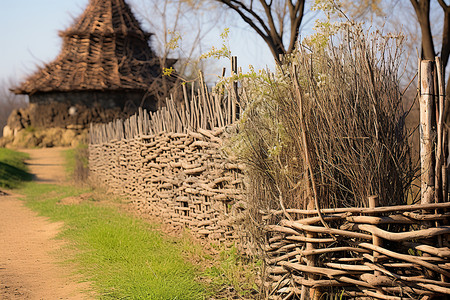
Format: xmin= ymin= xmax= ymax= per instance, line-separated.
xmin=13 ymin=0 xmax=176 ymax=112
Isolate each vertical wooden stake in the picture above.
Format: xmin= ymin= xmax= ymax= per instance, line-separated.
xmin=369 ymin=195 xmax=382 ymax=276
xmin=444 ymin=164 xmax=448 ymax=203
xmin=420 ymin=60 xmax=435 ymax=205
xmin=231 ymin=56 xmax=238 ymax=123
xmin=435 ymin=57 xmax=445 ymax=203
xmin=305 ymin=198 xmax=320 ymax=300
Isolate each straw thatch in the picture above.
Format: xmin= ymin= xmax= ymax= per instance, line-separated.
xmin=13 ymin=0 xmax=176 ymax=97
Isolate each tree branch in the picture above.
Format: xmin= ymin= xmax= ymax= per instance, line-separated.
xmin=258 ymin=0 xmax=285 ymax=53
xmin=409 ymin=0 xmax=419 ymax=12
xmin=222 ymin=0 xmax=273 ymax=36
xmin=437 ymin=0 xmax=448 ymax=10
xmin=215 ymin=0 xmax=305 ymax=63
xmin=287 ymin=0 xmax=305 ymax=53
xmin=218 ymin=0 xmax=282 ymax=60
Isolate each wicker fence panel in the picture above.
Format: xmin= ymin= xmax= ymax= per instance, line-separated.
xmin=263 ymin=203 xmax=450 ymax=299
xmin=89 ymin=83 xmax=252 ymax=252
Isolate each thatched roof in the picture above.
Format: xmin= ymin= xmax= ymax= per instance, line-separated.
xmin=13 ymin=0 xmax=175 ymax=95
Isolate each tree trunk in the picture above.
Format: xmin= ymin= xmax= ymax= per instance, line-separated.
xmin=411 ymin=0 xmax=435 ymax=60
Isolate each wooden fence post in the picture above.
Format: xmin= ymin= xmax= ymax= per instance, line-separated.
xmin=231 ymin=56 xmax=239 ymax=123
xmin=435 ymin=57 xmax=447 ymax=204
xmin=420 ymin=60 xmax=435 ymax=205
xmin=369 ymin=195 xmax=382 ymax=277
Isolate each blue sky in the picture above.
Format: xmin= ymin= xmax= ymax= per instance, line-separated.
xmin=0 ymin=0 xmax=284 ymax=86
xmin=0 ymin=1 xmax=88 ymax=83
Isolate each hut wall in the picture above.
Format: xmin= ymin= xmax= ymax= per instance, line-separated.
xmin=7 ymin=102 xmax=131 ymax=131
xmin=29 ymin=91 xmax=157 ymax=111
xmin=12 ymin=91 xmax=159 ymax=130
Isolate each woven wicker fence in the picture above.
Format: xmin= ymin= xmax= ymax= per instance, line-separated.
xmin=263 ymin=201 xmax=450 ymax=299
xmin=261 ymin=59 xmax=450 ymax=299
xmin=89 ymin=71 xmax=252 ymax=252
xmin=89 ymin=59 xmax=450 ymax=298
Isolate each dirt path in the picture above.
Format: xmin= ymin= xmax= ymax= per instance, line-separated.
xmin=20 ymin=147 xmax=68 ymax=184
xmin=0 ymin=147 xmax=92 ymax=299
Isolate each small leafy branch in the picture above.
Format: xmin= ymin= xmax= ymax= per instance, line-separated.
xmin=163 ymin=28 xmax=232 ymax=83
xmin=199 ymin=28 xmax=231 ymax=60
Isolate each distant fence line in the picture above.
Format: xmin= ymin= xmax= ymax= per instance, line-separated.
xmin=89 ymin=75 xmax=238 ymax=144
xmin=89 ymin=76 xmax=253 ymax=253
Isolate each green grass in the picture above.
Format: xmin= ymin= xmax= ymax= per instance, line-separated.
xmin=0 ymin=148 xmax=32 ymax=188
xmin=64 ymin=144 xmax=89 ymax=182
xmin=19 ymin=183 xmax=207 ymax=299
xmin=2 ymin=146 xmax=259 ymax=299
xmin=64 ymin=148 xmax=76 ymax=178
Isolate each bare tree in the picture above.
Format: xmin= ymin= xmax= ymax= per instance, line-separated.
xmin=437 ymin=0 xmax=450 ymax=69
xmin=212 ymin=0 xmax=306 ymax=64
xmin=134 ymin=0 xmax=221 ymax=80
xmin=410 ymin=0 xmax=436 ymax=61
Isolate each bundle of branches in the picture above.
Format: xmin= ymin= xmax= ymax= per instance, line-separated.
xmin=230 ymin=24 xmax=418 ymax=243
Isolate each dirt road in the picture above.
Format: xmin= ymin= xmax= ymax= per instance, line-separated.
xmin=0 ymin=147 xmax=92 ymax=299
xmin=20 ymin=147 xmax=68 ymax=184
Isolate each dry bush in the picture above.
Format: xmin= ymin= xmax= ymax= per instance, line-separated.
xmin=229 ymin=24 xmax=418 ymax=244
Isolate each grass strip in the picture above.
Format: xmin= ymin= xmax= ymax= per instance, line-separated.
xmin=63 ymin=148 xmax=76 ymax=179
xmin=0 ymin=148 xmax=32 ymax=188
xmin=19 ymin=183 xmax=206 ymax=299
xmin=64 ymin=144 xmax=89 ymax=182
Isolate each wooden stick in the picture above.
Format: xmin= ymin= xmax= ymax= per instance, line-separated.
xmin=324 ymin=263 xmax=372 ymax=272
xmin=381 ymin=286 xmax=433 ymax=296
xmin=364 ymin=263 xmax=450 ymax=295
xmin=435 ymin=57 xmax=445 ymax=203
xmin=402 ymin=211 xmax=450 ymax=221
xmin=281 ymin=220 xmax=372 ymax=240
xmin=415 ymin=283 xmax=450 ymax=295
xmin=420 ymin=60 xmax=435 ymax=204
xmin=268 ymin=250 xmax=302 ymax=265
xmin=295 ymin=214 xmax=347 ymax=225
xmin=231 ymin=56 xmax=238 ymax=123
xmin=269 ymin=201 xmax=450 ymax=215
xmin=346 ymin=223 xmax=450 ymax=241
xmin=369 ymin=196 xmax=382 ymax=276
xmin=359 ymin=242 xmax=450 ymax=277
xmin=335 ymin=276 xmax=376 ymax=289
xmin=280 ymin=261 xmax=349 ymax=277
xmin=265 ymin=225 xmax=301 ymax=235
xmin=286 ymin=235 xmax=335 ymax=243
xmin=435 ymin=57 xmax=448 ymax=284
xmin=403 ymin=242 xmax=450 ymax=258
xmin=346 ymin=215 xmax=415 ymax=224
xmin=292 ymin=276 xmax=347 ymax=287
xmin=301 ymin=247 xmax=370 ymax=256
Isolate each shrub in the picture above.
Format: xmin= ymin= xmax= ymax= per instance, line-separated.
xmin=229 ymin=23 xmax=418 ymax=244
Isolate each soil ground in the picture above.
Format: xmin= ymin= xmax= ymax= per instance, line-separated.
xmin=20 ymin=147 xmax=68 ymax=184
xmin=0 ymin=147 xmax=92 ymax=299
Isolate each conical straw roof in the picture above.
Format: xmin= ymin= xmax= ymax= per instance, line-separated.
xmin=14 ymin=0 xmax=173 ymax=95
